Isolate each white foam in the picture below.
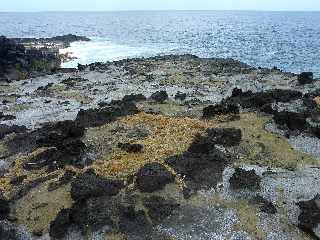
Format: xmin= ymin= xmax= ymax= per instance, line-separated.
xmin=60 ymin=38 xmax=169 ymax=68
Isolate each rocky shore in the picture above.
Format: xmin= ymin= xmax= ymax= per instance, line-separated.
xmin=0 ymin=53 xmax=320 ymax=240
xmin=0 ymin=34 xmax=89 ymax=82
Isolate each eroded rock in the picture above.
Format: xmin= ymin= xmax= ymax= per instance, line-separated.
xmin=150 ymin=91 xmax=168 ymax=103
xmin=229 ymin=168 xmax=261 ymax=190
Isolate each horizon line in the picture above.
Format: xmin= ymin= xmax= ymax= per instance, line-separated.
xmin=1 ymin=9 xmax=320 ymax=13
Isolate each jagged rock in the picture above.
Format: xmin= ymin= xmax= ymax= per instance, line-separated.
xmin=23 ymin=148 xmax=60 ymax=170
xmin=76 ymin=100 xmax=139 ymax=128
xmin=202 ymin=103 xmax=239 ymax=119
xmin=143 ymin=196 xmax=179 ymax=223
xmin=118 ymin=143 xmax=144 ymax=153
xmin=136 ymin=163 xmax=175 ymax=193
xmin=174 ymin=92 xmax=187 ymax=101
xmin=122 ymin=94 xmax=147 ymax=102
xmin=49 ymin=209 xmax=71 ymax=240
xmin=250 ymin=195 xmax=277 ymax=214
xmin=150 ymin=91 xmax=169 ymax=103
xmin=273 ymin=111 xmax=308 ymax=131
xmin=71 ymin=197 xmax=114 ymax=232
xmin=71 ymin=170 xmax=124 ymax=201
xmin=298 ymin=72 xmax=314 ymax=85
xmin=229 ymin=168 xmax=261 ymax=190
xmin=77 ymin=63 xmax=86 ymax=71
xmin=61 ymin=77 xmax=87 ymax=87
xmin=0 ymin=112 xmax=15 ymax=121
xmin=0 ymin=198 xmax=10 ymax=220
xmin=298 ymin=194 xmax=320 ymax=239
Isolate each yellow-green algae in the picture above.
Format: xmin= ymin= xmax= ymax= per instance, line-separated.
xmin=217 ymin=112 xmax=319 ymax=169
xmin=90 ymin=112 xmax=216 ymax=178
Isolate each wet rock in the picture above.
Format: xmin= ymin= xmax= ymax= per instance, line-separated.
xmin=202 ymin=103 xmax=239 ymax=119
xmin=298 ymin=72 xmax=314 ymax=85
xmin=174 ymin=92 xmax=187 ymax=101
xmin=0 ymin=198 xmax=10 ymax=220
xmin=143 ymin=196 xmax=179 ymax=223
xmin=71 ymin=170 xmax=124 ymax=201
xmin=122 ymin=94 xmax=147 ymax=103
xmin=150 ymin=91 xmax=169 ymax=103
xmin=118 ymin=143 xmax=144 ymax=153
xmin=136 ymin=163 xmax=175 ymax=193
xmin=273 ymin=111 xmax=308 ymax=131
xmin=0 ymin=220 xmax=31 ymax=240
xmin=49 ymin=209 xmax=71 ymax=240
xmin=250 ymin=195 xmax=277 ymax=214
xmin=0 ymin=124 xmax=27 ymax=140
xmin=76 ymin=100 xmax=139 ymax=128
xmin=298 ymin=194 xmax=320 ymax=239
xmin=229 ymin=168 xmax=261 ymax=190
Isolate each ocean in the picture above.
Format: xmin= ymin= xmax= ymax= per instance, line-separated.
xmin=1 ymin=11 xmax=320 ymax=76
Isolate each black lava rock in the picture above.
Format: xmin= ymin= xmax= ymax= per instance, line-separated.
xmin=0 ymin=198 xmax=10 ymax=220
xmin=202 ymin=103 xmax=239 ymax=119
xmin=206 ymin=128 xmax=242 ymax=147
xmin=298 ymin=72 xmax=314 ymax=85
xmin=49 ymin=209 xmax=71 ymax=239
xmin=298 ymin=194 xmax=320 ymax=239
xmin=229 ymin=168 xmax=261 ymax=190
xmin=273 ymin=111 xmax=308 ymax=131
xmin=136 ymin=163 xmax=175 ymax=193
xmin=122 ymin=94 xmax=147 ymax=103
xmin=174 ymin=92 xmax=187 ymax=101
xmin=0 ymin=124 xmax=27 ymax=140
xmin=143 ymin=196 xmax=179 ymax=223
xmin=118 ymin=143 xmax=144 ymax=153
xmin=150 ymin=91 xmax=169 ymax=103
xmin=250 ymin=195 xmax=277 ymax=214
xmin=71 ymin=170 xmax=124 ymax=201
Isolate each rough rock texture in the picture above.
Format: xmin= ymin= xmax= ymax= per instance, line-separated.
xmin=229 ymin=168 xmax=261 ymax=190
xmin=298 ymin=72 xmax=314 ymax=85
xmin=136 ymin=163 xmax=175 ymax=193
xmin=202 ymin=103 xmax=239 ymax=119
xmin=298 ymin=195 xmax=320 ymax=239
xmin=71 ymin=170 xmax=124 ymax=201
xmin=49 ymin=209 xmax=71 ymax=239
xmin=150 ymin=91 xmax=169 ymax=103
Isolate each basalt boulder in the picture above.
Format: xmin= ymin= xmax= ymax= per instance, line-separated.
xmin=71 ymin=170 xmax=124 ymax=201
xmin=0 ymin=198 xmax=10 ymax=220
xmin=122 ymin=94 xmax=147 ymax=103
xmin=298 ymin=72 xmax=314 ymax=85
xmin=75 ymin=100 xmax=139 ymax=128
xmin=229 ymin=168 xmax=261 ymax=190
xmin=118 ymin=143 xmax=144 ymax=153
xmin=136 ymin=163 xmax=175 ymax=193
xmin=150 ymin=91 xmax=169 ymax=103
xmin=298 ymin=194 xmax=320 ymax=239
xmin=273 ymin=111 xmax=308 ymax=131
xmin=49 ymin=209 xmax=72 ymax=240
xmin=0 ymin=124 xmax=27 ymax=140
xmin=202 ymin=103 xmax=239 ymax=119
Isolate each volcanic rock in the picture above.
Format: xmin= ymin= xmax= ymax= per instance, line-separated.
xmin=150 ymin=91 xmax=169 ymax=103
xmin=229 ymin=168 xmax=261 ymax=190
xmin=298 ymin=72 xmax=314 ymax=85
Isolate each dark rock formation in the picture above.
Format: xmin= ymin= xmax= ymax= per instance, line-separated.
xmin=122 ymin=94 xmax=147 ymax=103
xmin=76 ymin=100 xmax=139 ymax=128
xmin=0 ymin=112 xmax=15 ymax=121
xmin=298 ymin=194 xmax=320 ymax=239
xmin=0 ymin=198 xmax=10 ymax=220
xmin=298 ymin=72 xmax=314 ymax=85
xmin=143 ymin=196 xmax=179 ymax=223
xmin=48 ymin=170 xmax=76 ymax=192
xmin=118 ymin=143 xmax=144 ymax=153
xmin=49 ymin=209 xmax=71 ymax=239
xmin=136 ymin=163 xmax=175 ymax=193
xmin=175 ymin=92 xmax=187 ymax=101
xmin=229 ymin=168 xmax=261 ymax=190
xmin=150 ymin=91 xmax=169 ymax=103
xmin=0 ymin=220 xmax=30 ymax=240
xmin=0 ymin=36 xmax=60 ymax=81
xmin=0 ymin=124 xmax=27 ymax=140
xmin=61 ymin=77 xmax=88 ymax=87
xmin=273 ymin=111 xmax=308 ymax=131
xmin=250 ymin=195 xmax=277 ymax=214
xmin=202 ymin=103 xmax=239 ymax=119
xmin=71 ymin=170 xmax=124 ymax=201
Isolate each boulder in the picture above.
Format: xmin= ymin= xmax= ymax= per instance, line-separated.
xmin=150 ymin=91 xmax=169 ymax=103
xmin=0 ymin=124 xmax=27 ymax=140
xmin=76 ymin=100 xmax=139 ymax=128
xmin=136 ymin=163 xmax=175 ymax=193
xmin=229 ymin=168 xmax=261 ymax=190
xmin=49 ymin=209 xmax=71 ymax=239
xmin=71 ymin=170 xmax=124 ymax=201
xmin=298 ymin=72 xmax=314 ymax=85
xmin=273 ymin=111 xmax=308 ymax=131
xmin=174 ymin=92 xmax=187 ymax=101
xmin=143 ymin=196 xmax=179 ymax=223
xmin=205 ymin=128 xmax=242 ymax=147
xmin=202 ymin=103 xmax=239 ymax=119
xmin=122 ymin=94 xmax=147 ymax=103
xmin=0 ymin=221 xmax=31 ymax=240
xmin=298 ymin=194 xmax=320 ymax=239
xmin=0 ymin=198 xmax=10 ymax=220
xmin=250 ymin=195 xmax=277 ymax=214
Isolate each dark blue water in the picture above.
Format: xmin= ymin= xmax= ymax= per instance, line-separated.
xmin=0 ymin=11 xmax=320 ymax=76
